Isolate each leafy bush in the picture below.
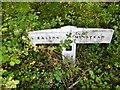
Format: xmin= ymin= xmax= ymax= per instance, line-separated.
xmin=1 ymin=2 xmax=120 ymax=89
xmin=0 ymin=68 xmax=19 ymax=88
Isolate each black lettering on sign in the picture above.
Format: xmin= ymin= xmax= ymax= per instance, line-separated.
xmin=42 ymin=37 xmax=44 ymax=39
xmin=56 ymin=37 xmax=59 ymax=39
xmin=98 ymin=36 xmax=100 ymax=39
xmin=46 ymin=37 xmax=48 ymax=39
xmin=90 ymin=36 xmax=92 ymax=40
xmin=93 ymin=36 xmax=96 ymax=38
xmin=86 ymin=36 xmax=89 ymax=38
xmin=75 ymin=36 xmax=78 ymax=39
xmin=52 ymin=36 xmax=55 ymax=39
xmin=82 ymin=35 xmax=85 ymax=38
xmin=79 ymin=36 xmax=81 ymax=39
xmin=37 ymin=37 xmax=40 ymax=39
xmin=49 ymin=36 xmax=51 ymax=39
xmin=76 ymin=32 xmax=81 ymax=35
xmin=101 ymin=35 xmax=104 ymax=40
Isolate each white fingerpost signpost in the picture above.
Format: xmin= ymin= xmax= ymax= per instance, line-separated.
xmin=28 ymin=26 xmax=114 ymax=63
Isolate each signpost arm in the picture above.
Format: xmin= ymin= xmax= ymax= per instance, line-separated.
xmin=28 ymin=26 xmax=114 ymax=63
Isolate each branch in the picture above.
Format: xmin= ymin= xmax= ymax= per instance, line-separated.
xmin=67 ymin=80 xmax=79 ymax=90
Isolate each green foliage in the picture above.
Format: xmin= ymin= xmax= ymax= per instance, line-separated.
xmin=60 ymin=33 xmax=73 ymax=50
xmin=0 ymin=68 xmax=19 ymax=88
xmin=2 ymin=2 xmax=120 ymax=89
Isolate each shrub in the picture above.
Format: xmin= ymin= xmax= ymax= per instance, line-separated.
xmin=1 ymin=2 xmax=120 ymax=89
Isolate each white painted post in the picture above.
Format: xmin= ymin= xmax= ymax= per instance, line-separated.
xmin=28 ymin=26 xmax=114 ymax=62
xmin=61 ymin=26 xmax=77 ymax=63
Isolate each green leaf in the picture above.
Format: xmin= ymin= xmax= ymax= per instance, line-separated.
xmin=79 ymin=77 xmax=83 ymax=85
xmin=89 ymin=70 xmax=95 ymax=79
xmin=10 ymin=61 xmax=15 ymax=66
xmin=95 ymin=77 xmax=101 ymax=83
xmin=14 ymin=30 xmax=19 ymax=36
xmin=15 ymin=59 xmax=21 ymax=64
xmin=91 ymin=84 xmax=98 ymax=88
xmin=56 ymin=76 xmax=61 ymax=81
xmin=116 ymin=85 xmax=120 ymax=90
